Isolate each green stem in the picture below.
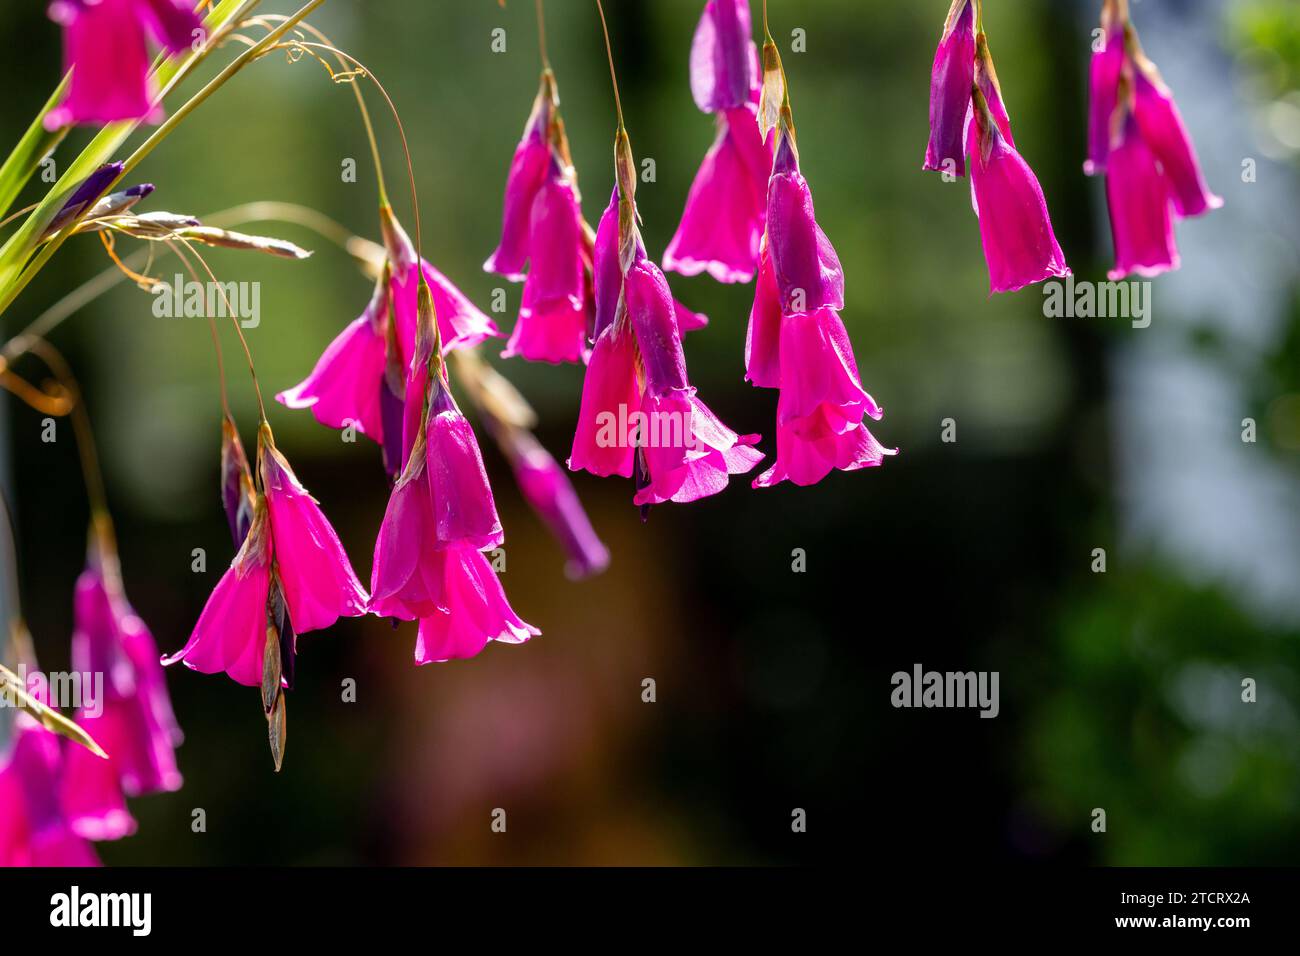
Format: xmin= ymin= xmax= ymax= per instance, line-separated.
xmin=0 ymin=0 xmax=259 ymax=303
xmin=0 ymin=76 xmax=71 ymax=222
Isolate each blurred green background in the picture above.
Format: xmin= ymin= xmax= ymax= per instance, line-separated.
xmin=1 ymin=0 xmax=1298 ymax=865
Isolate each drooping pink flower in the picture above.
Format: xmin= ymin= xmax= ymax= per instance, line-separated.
xmin=753 ymin=308 xmax=896 ymax=488
xmin=1087 ymin=4 xmax=1220 ymax=279
xmin=369 ymin=360 xmax=536 ymax=659
xmin=46 ymin=0 xmax=201 ymax=129
xmin=1084 ymin=20 xmax=1125 ymax=175
xmin=968 ymin=99 xmax=1070 ymax=294
xmin=664 ymin=105 xmax=772 ymax=284
xmin=163 ymin=498 xmax=273 ymax=687
xmin=749 ymin=102 xmax=895 ymax=488
xmin=923 ymin=0 xmax=977 ymax=176
xmin=370 ymin=454 xmax=443 ymax=621
xmin=765 ymin=137 xmax=844 ymax=315
xmin=689 ymin=0 xmax=757 ymax=114
xmin=624 ymin=258 xmax=693 ymax=402
xmin=574 ymin=180 xmax=760 ymax=505
xmin=60 ymin=529 xmax=182 ymax=837
xmin=590 ymin=189 xmax=622 ymax=342
xmin=277 ymin=272 xmax=389 ymax=444
xmin=259 ymin=430 xmax=369 ymax=634
xmin=484 ymin=84 xmax=555 ymax=281
xmin=568 ymin=319 xmax=641 ymax=479
xmin=425 ymin=386 xmax=504 ymax=552
xmin=1105 ymin=111 xmax=1179 ymax=280
xmin=667 ymin=1 xmax=771 ymax=283
xmin=282 ymin=208 xmax=498 ymax=474
xmin=486 ymin=73 xmax=596 ymax=365
xmin=634 ymin=395 xmax=763 ymax=506
xmin=503 ymin=162 xmax=590 ymax=364
xmin=165 ymin=429 xmax=366 ymax=687
xmin=1132 ymin=69 xmax=1222 ymax=219
xmin=504 ymin=429 xmax=609 ymax=579
xmin=744 ymin=241 xmax=781 ymax=388
xmin=0 ymin=713 xmax=99 ymax=867
xmin=413 ymin=547 xmax=539 ymax=664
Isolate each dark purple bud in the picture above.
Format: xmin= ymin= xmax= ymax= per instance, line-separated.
xmin=46 ymin=162 xmax=124 ymax=235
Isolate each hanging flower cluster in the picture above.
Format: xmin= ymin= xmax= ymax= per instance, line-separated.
xmin=1085 ymin=0 xmax=1222 ymax=279
xmin=0 ymin=525 xmax=182 ymax=870
xmin=744 ymin=24 xmax=896 ymax=487
xmin=0 ymin=0 xmax=1233 ymax=868
xmin=567 ymin=6 xmax=765 ymax=511
xmin=485 ymin=70 xmax=592 ymax=364
xmin=923 ymin=0 xmax=1070 ymax=294
xmin=59 ymin=520 xmax=182 ymax=840
xmin=663 ymin=0 xmax=772 ymax=284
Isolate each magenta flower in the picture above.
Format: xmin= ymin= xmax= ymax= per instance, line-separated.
xmin=665 ymin=1 xmax=771 ymax=283
xmin=165 ymin=428 xmax=367 ymax=686
xmin=765 ymin=138 xmax=844 ymax=315
xmin=503 ymin=163 xmax=590 ymax=364
xmin=665 ymin=106 xmax=771 ymax=284
xmin=505 ymin=429 xmax=609 ymax=579
xmin=414 ymin=547 xmax=539 ymax=664
xmin=46 ymin=0 xmax=201 ymax=129
xmin=60 ymin=531 xmax=182 ymax=837
xmin=1105 ymin=112 xmax=1178 ymax=280
xmin=748 ymin=59 xmax=894 ymax=489
xmin=280 ymin=207 xmax=498 ymax=473
xmin=484 ymin=86 xmax=554 ymax=281
xmin=1084 ymin=20 xmax=1125 ymax=175
xmin=370 ymin=363 xmax=536 ymax=660
xmin=0 ymin=713 xmax=99 ymax=867
xmin=572 ymin=184 xmax=761 ymax=505
xmin=163 ymin=497 xmax=273 ymax=687
xmin=1132 ymin=70 xmax=1222 ymax=219
xmin=635 ymin=395 xmax=763 ymax=506
xmin=568 ymin=319 xmax=641 ymax=479
xmin=744 ymin=243 xmax=781 ymax=388
xmin=486 ymin=74 xmax=594 ymax=365
xmin=277 ymin=273 xmax=389 ymax=443
xmin=425 ymin=387 xmax=504 ymax=552
xmin=259 ymin=432 xmax=369 ymax=633
xmin=754 ymin=308 xmax=896 ymax=488
xmin=1085 ymin=4 xmax=1221 ymax=278
xmin=689 ymin=0 xmax=757 ymax=113
xmin=968 ymin=98 xmax=1070 ymax=294
xmin=923 ymin=0 xmax=977 ymax=176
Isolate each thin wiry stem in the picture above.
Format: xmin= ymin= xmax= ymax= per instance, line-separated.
xmin=594 ymin=0 xmax=624 ymax=131
xmin=536 ymin=0 xmax=550 ymax=70
xmin=283 ymin=41 xmax=424 ymax=264
xmin=249 ymin=15 xmax=390 ymax=205
xmin=165 ymin=238 xmax=233 ymax=422
xmin=174 ymin=236 xmax=268 ymax=423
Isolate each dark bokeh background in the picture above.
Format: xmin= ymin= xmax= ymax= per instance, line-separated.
xmin=1 ymin=0 xmax=1298 ymax=865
